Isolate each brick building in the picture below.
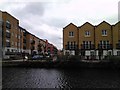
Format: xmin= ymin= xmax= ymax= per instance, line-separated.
xmin=0 ymin=11 xmax=58 ymax=59
xmin=63 ymin=21 xmax=120 ymax=59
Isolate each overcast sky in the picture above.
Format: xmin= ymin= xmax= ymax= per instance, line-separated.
xmin=0 ymin=0 xmax=120 ymax=49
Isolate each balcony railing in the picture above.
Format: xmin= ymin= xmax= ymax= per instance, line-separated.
xmin=116 ymin=43 xmax=120 ymax=49
xmin=98 ymin=44 xmax=112 ymax=50
xmin=6 ymin=22 xmax=11 ymax=29
xmin=31 ymin=46 xmax=35 ymax=50
xmin=65 ymin=44 xmax=78 ymax=50
xmin=6 ymin=32 xmax=11 ymax=38
xmin=81 ymin=44 xmax=95 ymax=50
xmin=6 ymin=42 xmax=11 ymax=47
xmin=23 ymin=32 xmax=27 ymax=36
xmin=23 ymin=39 xmax=26 ymax=43
xmin=23 ymin=46 xmax=26 ymax=49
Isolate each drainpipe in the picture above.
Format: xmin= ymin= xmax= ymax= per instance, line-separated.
xmin=94 ymin=26 xmax=96 ymax=59
xmin=111 ymin=25 xmax=113 ymax=56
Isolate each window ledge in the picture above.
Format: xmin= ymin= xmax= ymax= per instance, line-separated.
xmin=84 ymin=35 xmax=90 ymax=37
xmin=102 ymin=35 xmax=107 ymax=36
xmin=69 ymin=36 xmax=74 ymax=38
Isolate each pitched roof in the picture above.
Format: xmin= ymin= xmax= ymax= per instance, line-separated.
xmin=78 ymin=22 xmax=94 ymax=29
xmin=114 ymin=21 xmax=120 ymax=26
xmin=63 ymin=23 xmax=77 ymax=29
xmin=96 ymin=21 xmax=111 ymax=27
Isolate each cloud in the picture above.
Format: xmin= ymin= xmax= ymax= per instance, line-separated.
xmin=11 ymin=2 xmax=46 ymax=19
xmin=41 ymin=17 xmax=68 ymax=28
xmin=23 ymin=2 xmax=45 ymax=16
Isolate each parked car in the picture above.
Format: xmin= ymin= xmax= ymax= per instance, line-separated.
xmin=32 ymin=55 xmax=44 ymax=60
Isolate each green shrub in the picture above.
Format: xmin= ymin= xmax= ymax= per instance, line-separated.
xmin=108 ymin=56 xmax=120 ymax=64
xmin=68 ymin=55 xmax=81 ymax=62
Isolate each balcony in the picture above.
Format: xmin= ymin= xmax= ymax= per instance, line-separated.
xmin=65 ymin=44 xmax=78 ymax=50
xmin=6 ymin=42 xmax=11 ymax=47
xmin=23 ymin=39 xmax=26 ymax=43
xmin=81 ymin=44 xmax=95 ymax=50
xmin=116 ymin=43 xmax=120 ymax=49
xmin=6 ymin=32 xmax=11 ymax=38
xmin=23 ymin=32 xmax=27 ymax=36
xmin=98 ymin=44 xmax=112 ymax=50
xmin=31 ymin=46 xmax=35 ymax=50
xmin=6 ymin=22 xmax=11 ymax=29
xmin=23 ymin=46 xmax=26 ymax=49
xmin=31 ymin=40 xmax=35 ymax=44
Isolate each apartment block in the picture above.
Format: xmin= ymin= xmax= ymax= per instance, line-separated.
xmin=1 ymin=11 xmax=20 ymax=59
xmin=0 ymin=11 xmax=58 ymax=59
xmin=44 ymin=40 xmax=57 ymax=55
xmin=63 ymin=21 xmax=120 ymax=60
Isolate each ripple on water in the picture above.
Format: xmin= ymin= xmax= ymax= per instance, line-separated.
xmin=2 ymin=68 xmax=120 ymax=88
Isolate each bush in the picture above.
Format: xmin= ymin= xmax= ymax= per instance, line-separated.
xmin=57 ymin=55 xmax=69 ymax=61
xmin=68 ymin=55 xmax=81 ymax=62
xmin=108 ymin=56 xmax=120 ymax=65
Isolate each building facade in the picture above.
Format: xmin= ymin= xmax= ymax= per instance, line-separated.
xmin=0 ymin=11 xmax=58 ymax=59
xmin=63 ymin=21 xmax=120 ymax=60
xmin=1 ymin=11 xmax=20 ymax=59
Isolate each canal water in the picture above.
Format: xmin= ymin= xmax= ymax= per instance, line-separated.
xmin=2 ymin=67 xmax=120 ymax=88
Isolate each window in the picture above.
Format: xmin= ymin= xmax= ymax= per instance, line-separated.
xmin=6 ymin=42 xmax=10 ymax=47
xmin=6 ymin=39 xmax=10 ymax=42
xmin=6 ymin=20 xmax=11 ymax=29
xmin=83 ymin=41 xmax=92 ymax=49
xmin=85 ymin=31 xmax=90 ymax=36
xmin=6 ymin=20 xmax=10 ymax=23
xmin=6 ymin=29 xmax=10 ymax=32
xmin=69 ymin=32 xmax=74 ymax=37
xmin=117 ymin=51 xmax=120 ymax=56
xmin=90 ymin=51 xmax=95 ymax=56
xmin=108 ymin=51 xmax=112 ymax=55
xmin=102 ymin=30 xmax=107 ymax=36
xmin=18 ymin=35 xmax=20 ymax=39
xmin=99 ymin=40 xmax=110 ymax=49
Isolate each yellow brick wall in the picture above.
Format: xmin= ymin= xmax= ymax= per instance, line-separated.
xmin=63 ymin=23 xmax=78 ymax=49
xmin=79 ymin=22 xmax=95 ymax=48
xmin=95 ymin=21 xmax=112 ymax=49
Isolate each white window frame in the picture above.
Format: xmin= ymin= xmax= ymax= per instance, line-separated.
xmin=6 ymin=20 xmax=10 ymax=24
xmin=6 ymin=39 xmax=10 ymax=42
xmin=85 ymin=31 xmax=90 ymax=37
xmin=6 ymin=29 xmax=10 ymax=33
xmin=69 ymin=32 xmax=74 ymax=37
xmin=102 ymin=30 xmax=107 ymax=36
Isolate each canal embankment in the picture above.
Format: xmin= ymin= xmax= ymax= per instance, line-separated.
xmin=2 ymin=59 xmax=120 ymax=69
xmin=2 ymin=55 xmax=120 ymax=69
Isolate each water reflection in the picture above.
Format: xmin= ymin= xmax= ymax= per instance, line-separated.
xmin=2 ymin=68 xmax=120 ymax=88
